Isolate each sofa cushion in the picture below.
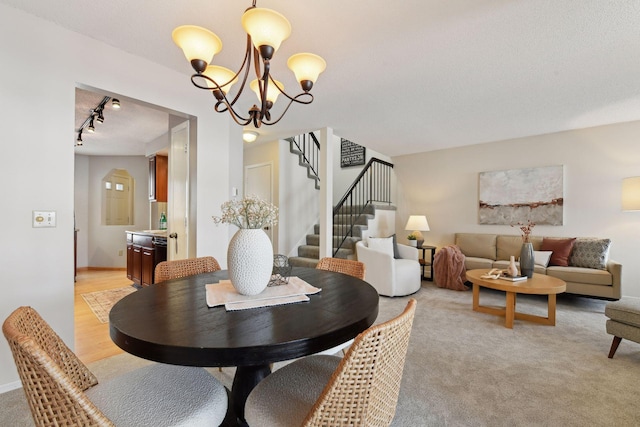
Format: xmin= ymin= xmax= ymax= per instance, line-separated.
xmin=534 ymin=251 xmax=553 ymax=267
xmin=541 ymin=238 xmax=576 ymax=266
xmin=367 ymin=236 xmax=394 ymax=257
xmin=496 ymin=235 xmax=524 ymax=261
xmin=546 ymin=266 xmax=612 ymax=286
xmin=456 ymin=233 xmax=497 ymax=260
xmin=464 ymin=257 xmax=494 ymax=271
xmin=569 ymin=238 xmax=611 ymax=270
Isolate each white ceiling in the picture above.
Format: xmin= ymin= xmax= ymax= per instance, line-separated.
xmin=4 ymin=0 xmax=640 ymax=157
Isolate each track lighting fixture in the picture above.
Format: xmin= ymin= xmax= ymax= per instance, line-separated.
xmin=76 ymin=96 xmax=120 ymax=146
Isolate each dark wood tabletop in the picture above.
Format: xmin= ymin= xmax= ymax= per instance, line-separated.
xmin=109 ymin=266 xmax=379 ymax=425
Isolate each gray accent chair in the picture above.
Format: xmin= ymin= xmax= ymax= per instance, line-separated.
xmin=605 ymin=297 xmax=640 ymax=358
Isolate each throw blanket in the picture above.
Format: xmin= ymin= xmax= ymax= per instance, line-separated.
xmin=434 ymin=245 xmax=469 ymax=291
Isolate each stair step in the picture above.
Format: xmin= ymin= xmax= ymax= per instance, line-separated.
xmin=306 ymin=235 xmax=360 ymax=248
xmin=333 ymin=213 xmax=373 ymax=226
xmin=288 ymin=256 xmax=320 ymax=268
xmin=297 ymin=245 xmax=354 ymax=260
xmin=314 ymin=224 xmax=368 ymax=237
xmin=334 ymin=204 xmax=376 ymax=215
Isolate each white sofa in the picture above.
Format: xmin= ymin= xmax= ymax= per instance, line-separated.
xmin=355 ymin=239 xmax=421 ymax=297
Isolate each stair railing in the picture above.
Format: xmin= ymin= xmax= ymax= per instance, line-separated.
xmin=286 ymin=132 xmax=320 ymax=185
xmin=332 ymin=157 xmax=394 ymax=256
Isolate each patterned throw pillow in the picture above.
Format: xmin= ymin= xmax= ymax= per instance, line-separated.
xmin=569 ymin=238 xmax=611 ymax=270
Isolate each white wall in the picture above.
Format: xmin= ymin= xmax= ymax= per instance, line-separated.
xmin=392 ymin=120 xmax=640 ymax=297
xmin=74 ymin=156 xmax=90 ymax=268
xmin=0 ymin=5 xmax=238 ymax=390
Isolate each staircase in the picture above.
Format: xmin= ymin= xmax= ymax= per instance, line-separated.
xmin=288 ymin=205 xmax=378 ymax=268
xmin=284 ymin=132 xmax=395 ymax=267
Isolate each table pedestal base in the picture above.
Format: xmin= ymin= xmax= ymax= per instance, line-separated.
xmin=227 ymin=364 xmax=271 ymax=426
xmin=472 ymin=283 xmax=557 ymax=329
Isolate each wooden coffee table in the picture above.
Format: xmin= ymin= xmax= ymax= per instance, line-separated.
xmin=466 ymin=269 xmax=567 ymax=329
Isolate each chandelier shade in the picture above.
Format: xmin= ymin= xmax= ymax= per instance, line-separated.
xmin=172 ymin=0 xmax=325 ymax=128
xmin=250 ymin=79 xmax=282 ymax=104
xmin=172 ymin=25 xmax=222 ymax=72
xmin=203 ymin=65 xmax=237 ymax=94
xmin=287 ymin=53 xmax=327 ymax=86
xmin=241 ymin=8 xmax=291 ymax=56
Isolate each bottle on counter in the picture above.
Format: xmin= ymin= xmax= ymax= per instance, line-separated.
xmin=159 ymin=212 xmax=167 ymax=230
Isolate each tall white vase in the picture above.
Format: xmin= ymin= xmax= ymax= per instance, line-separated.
xmin=227 ymin=229 xmax=273 ymax=296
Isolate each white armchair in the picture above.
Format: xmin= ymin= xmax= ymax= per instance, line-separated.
xmin=355 ymin=239 xmax=421 ymax=296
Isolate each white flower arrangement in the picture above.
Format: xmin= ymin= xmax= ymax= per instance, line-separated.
xmin=212 ymin=195 xmax=278 ymax=229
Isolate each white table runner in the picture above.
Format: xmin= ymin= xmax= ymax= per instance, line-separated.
xmin=205 ymin=276 xmax=321 ymax=311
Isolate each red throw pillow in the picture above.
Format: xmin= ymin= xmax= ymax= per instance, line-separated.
xmin=540 ymin=238 xmax=576 ymax=266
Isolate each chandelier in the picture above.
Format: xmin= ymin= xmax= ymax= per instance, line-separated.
xmin=172 ymin=0 xmax=326 ymax=128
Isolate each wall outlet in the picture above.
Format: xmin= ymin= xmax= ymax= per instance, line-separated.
xmin=118 ymin=250 xmax=124 ymax=256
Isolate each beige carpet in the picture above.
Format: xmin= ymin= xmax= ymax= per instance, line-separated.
xmin=81 ymin=287 xmax=136 ymax=323
xmin=3 ymin=282 xmax=640 ymax=426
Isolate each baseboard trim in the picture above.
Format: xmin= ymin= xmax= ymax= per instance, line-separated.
xmin=78 ymin=267 xmax=127 ymax=271
xmin=0 ymin=380 xmax=22 ymax=394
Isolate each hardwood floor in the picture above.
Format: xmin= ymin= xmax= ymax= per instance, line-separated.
xmin=74 ymin=268 xmax=131 ymax=364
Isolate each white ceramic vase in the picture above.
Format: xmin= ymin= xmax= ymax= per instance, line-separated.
xmin=227 ymin=228 xmax=273 ymax=296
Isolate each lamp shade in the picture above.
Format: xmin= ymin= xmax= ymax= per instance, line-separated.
xmin=242 ymin=8 xmax=291 ymax=54
xmin=622 ymin=177 xmax=640 ymax=211
xmin=250 ymin=79 xmax=283 ymax=104
xmin=172 ymin=25 xmax=222 ymax=65
xmin=202 ymin=65 xmax=237 ymax=93
xmin=405 ymin=215 xmax=430 ymax=231
xmin=287 ymin=53 xmax=327 ymax=85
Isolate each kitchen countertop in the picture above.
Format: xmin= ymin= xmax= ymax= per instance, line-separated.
xmin=126 ymin=230 xmax=167 ymax=238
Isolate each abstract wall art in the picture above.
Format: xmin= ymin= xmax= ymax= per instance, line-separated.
xmin=478 ymin=165 xmax=564 ymax=225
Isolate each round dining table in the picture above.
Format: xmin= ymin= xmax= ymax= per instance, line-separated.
xmin=109 ymin=266 xmax=379 ymax=426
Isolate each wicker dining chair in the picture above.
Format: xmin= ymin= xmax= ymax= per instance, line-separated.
xmin=314 ymin=257 xmax=367 ymax=356
xmin=154 ymin=255 xmax=221 ymax=283
xmin=245 ymin=298 xmax=417 ymax=427
xmin=3 ymin=306 xmax=227 ymax=427
xmin=316 ymin=257 xmax=366 ymax=280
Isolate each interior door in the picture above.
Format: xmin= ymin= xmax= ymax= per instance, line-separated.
xmin=245 ymin=162 xmax=275 ymax=251
xmin=168 ymin=121 xmax=189 ymax=261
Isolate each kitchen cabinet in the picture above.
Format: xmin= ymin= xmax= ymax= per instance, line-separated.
xmin=149 ymin=154 xmax=168 ymax=202
xmin=126 ymin=232 xmax=167 ymax=286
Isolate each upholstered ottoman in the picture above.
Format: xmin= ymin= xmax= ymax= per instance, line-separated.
xmin=605 ymin=297 xmax=640 ymax=358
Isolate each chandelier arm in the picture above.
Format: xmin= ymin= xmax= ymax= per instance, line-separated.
xmin=225 ymin=35 xmax=254 ymax=107
xmin=214 ymin=98 xmax=253 ymax=126
xmin=262 ymin=93 xmax=315 ymax=126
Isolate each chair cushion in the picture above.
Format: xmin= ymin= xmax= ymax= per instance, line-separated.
xmin=245 ymin=355 xmax=341 ymax=427
xmin=605 ymin=298 xmax=640 ymax=328
xmin=86 ymin=363 xmax=227 ymax=427
xmin=367 ymin=236 xmax=395 ymax=257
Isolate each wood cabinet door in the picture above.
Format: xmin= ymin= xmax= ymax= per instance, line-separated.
xmin=126 ymin=243 xmax=134 ymax=280
xmin=132 ymin=246 xmax=142 ymax=285
xmin=141 ymin=248 xmax=155 ymax=287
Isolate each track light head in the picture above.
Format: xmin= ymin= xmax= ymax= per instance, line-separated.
xmin=112 ymin=98 xmax=121 ymax=109
xmin=96 ymin=109 xmax=105 ymax=123
xmin=87 ymin=117 xmax=95 ymax=133
xmin=77 ymin=130 xmax=83 ymax=145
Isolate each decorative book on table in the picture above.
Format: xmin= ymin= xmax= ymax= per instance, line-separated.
xmin=499 ymin=274 xmax=527 ymax=282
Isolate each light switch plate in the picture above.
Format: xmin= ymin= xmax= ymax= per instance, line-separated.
xmin=33 ymin=211 xmax=56 ymax=228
